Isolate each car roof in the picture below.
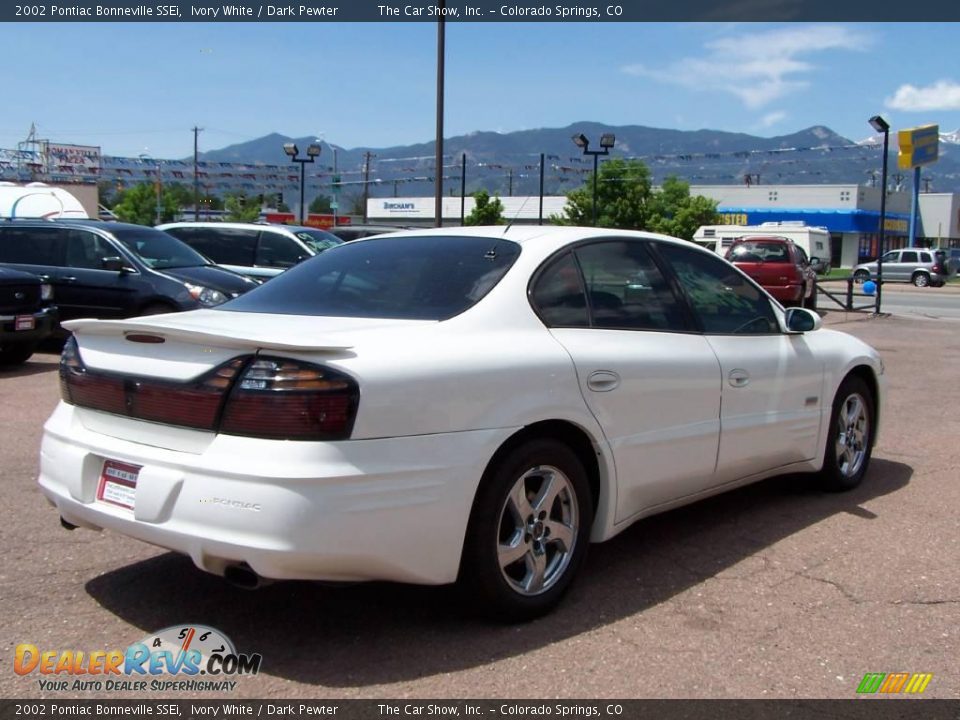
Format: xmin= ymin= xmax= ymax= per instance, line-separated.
xmin=731 ymin=235 xmax=794 ymax=244
xmin=25 ymin=218 xmax=162 ymax=233
xmin=349 ymin=224 xmax=705 ymax=257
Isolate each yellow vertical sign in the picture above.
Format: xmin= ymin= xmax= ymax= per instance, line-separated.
xmin=898 ymin=124 xmax=939 ymax=169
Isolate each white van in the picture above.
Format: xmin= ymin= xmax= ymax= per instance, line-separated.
xmin=0 ymin=182 xmax=88 ymax=220
xmin=694 ymin=222 xmax=832 ymax=274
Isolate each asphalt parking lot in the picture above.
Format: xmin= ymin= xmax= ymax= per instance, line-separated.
xmin=2 ymin=311 xmax=958 ymax=700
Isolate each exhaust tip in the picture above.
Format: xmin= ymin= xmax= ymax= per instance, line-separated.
xmin=224 ymin=563 xmax=263 ymax=590
xmin=60 ymin=516 xmax=79 ymax=531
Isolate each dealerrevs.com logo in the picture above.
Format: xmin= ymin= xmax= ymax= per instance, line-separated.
xmin=15 ymin=625 xmax=262 ymax=693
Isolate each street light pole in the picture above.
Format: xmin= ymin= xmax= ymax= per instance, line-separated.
xmin=869 ymin=115 xmax=890 ymax=314
xmin=283 ymin=142 xmax=321 ymax=224
xmin=572 ymin=133 xmax=616 ymax=226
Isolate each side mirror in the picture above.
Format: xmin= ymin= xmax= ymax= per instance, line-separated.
xmin=808 ymin=256 xmax=820 ymax=267
xmin=101 ymin=257 xmax=132 ymax=273
xmin=784 ymin=307 xmax=822 ymax=333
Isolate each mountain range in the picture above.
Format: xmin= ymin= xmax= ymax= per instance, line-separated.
xmin=196 ymin=123 xmax=960 ymax=198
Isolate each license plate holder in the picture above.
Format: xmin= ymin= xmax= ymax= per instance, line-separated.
xmin=15 ymin=315 xmax=35 ymax=331
xmin=97 ymin=460 xmax=141 ymax=511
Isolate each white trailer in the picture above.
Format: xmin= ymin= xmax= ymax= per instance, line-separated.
xmin=693 ymin=222 xmax=832 ymax=273
xmin=0 ymin=182 xmax=89 ymax=219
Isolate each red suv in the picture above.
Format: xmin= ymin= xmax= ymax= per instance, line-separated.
xmin=726 ymin=236 xmax=817 ymax=310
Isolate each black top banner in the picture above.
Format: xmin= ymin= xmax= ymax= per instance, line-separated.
xmin=5 ymin=0 xmax=960 ymax=21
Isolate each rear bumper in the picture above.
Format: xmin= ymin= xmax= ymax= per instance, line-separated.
xmin=0 ymin=306 xmax=56 ymax=344
xmin=39 ymin=402 xmax=515 ymax=585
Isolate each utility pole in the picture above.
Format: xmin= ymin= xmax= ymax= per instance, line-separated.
xmin=507 ymin=168 xmax=514 ymax=196
xmin=331 ymin=147 xmax=339 ymax=227
xmin=362 ymin=151 xmax=374 ymax=223
xmin=460 ymin=152 xmax=466 ymax=226
xmin=434 ymin=5 xmax=445 ymax=228
xmin=192 ymin=126 xmax=203 ymax=221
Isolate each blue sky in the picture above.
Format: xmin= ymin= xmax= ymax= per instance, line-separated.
xmin=3 ymin=22 xmax=959 ymax=159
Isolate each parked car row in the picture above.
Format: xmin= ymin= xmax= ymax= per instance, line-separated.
xmin=0 ymin=219 xmax=387 ymax=365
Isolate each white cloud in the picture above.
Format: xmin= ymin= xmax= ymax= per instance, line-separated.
xmin=754 ymin=111 xmax=788 ymax=130
xmin=622 ymin=25 xmax=870 ymax=109
xmin=885 ymin=80 xmax=960 ymax=111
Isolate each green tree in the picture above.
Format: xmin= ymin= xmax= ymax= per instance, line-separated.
xmin=112 ymin=183 xmax=172 ymax=225
xmin=555 ymin=158 xmax=653 ymax=229
xmin=223 ymin=193 xmax=261 ymax=222
xmin=555 ymin=162 xmax=718 ymax=239
xmin=309 ymin=194 xmax=333 ymax=214
xmin=464 ymin=190 xmax=506 ymax=226
xmin=646 ymin=176 xmax=721 ymax=240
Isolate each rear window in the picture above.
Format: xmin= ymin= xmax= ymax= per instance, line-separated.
xmin=728 ymin=241 xmax=790 ymax=263
xmin=220 ymin=235 xmax=520 ymax=320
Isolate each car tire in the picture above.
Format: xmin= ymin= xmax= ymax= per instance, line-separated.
xmin=804 ymin=285 xmax=818 ymax=311
xmin=459 ymin=438 xmax=593 ymax=621
xmin=819 ymin=376 xmax=874 ymax=492
xmin=0 ymin=343 xmax=36 ymax=366
xmin=853 ymin=270 xmax=870 ymax=284
xmin=912 ymin=272 xmax=930 ymax=288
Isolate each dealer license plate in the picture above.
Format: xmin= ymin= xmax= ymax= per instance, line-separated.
xmin=15 ymin=315 xmax=35 ymax=331
xmin=97 ymin=460 xmax=141 ymax=511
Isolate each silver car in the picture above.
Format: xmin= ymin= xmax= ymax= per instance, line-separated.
xmin=852 ymin=248 xmax=950 ymax=288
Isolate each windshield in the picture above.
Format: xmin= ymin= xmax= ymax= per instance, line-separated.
xmin=111 ymin=227 xmax=211 ymax=269
xmin=294 ymin=229 xmax=343 ymax=253
xmin=221 ymin=235 xmax=521 ymax=320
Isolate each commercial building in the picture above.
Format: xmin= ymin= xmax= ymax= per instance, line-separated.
xmin=368 ymin=184 xmax=960 ymax=268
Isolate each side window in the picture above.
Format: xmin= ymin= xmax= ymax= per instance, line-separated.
xmin=574 ymin=241 xmax=687 ymax=331
xmin=64 ymin=231 xmax=115 ymax=270
xmin=658 ymin=244 xmax=779 ymax=335
xmin=919 ymin=252 xmax=931 ymax=263
xmin=196 ymin=229 xmax=257 ymax=266
xmin=530 ymin=252 xmax=589 ymax=328
xmin=796 ymin=246 xmax=809 ymax=265
xmin=901 ymin=251 xmax=918 ymax=263
xmin=256 ymin=232 xmax=303 ymax=268
xmin=0 ymin=227 xmax=66 ymax=266
xmin=881 ymin=251 xmax=899 ymax=263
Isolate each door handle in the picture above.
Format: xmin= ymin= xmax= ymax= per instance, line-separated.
xmin=728 ymin=369 xmax=750 ymax=388
xmin=60 ymin=276 xmax=77 ymax=283
xmin=587 ymin=370 xmax=620 ymax=392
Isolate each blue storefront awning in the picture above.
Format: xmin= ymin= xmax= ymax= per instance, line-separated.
xmin=716 ymin=208 xmax=910 ymax=236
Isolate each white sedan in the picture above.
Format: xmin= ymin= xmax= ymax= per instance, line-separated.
xmin=40 ymin=227 xmax=884 ymax=620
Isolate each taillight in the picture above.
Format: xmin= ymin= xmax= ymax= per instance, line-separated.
xmin=933 ymin=264 xmax=943 ymax=273
xmin=220 ymin=358 xmax=358 ymax=440
xmin=60 ymin=339 xmax=358 ymax=442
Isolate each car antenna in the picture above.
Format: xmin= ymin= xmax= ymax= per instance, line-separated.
xmin=482 ymin=194 xmax=532 ymax=261
xmin=502 ymin=193 xmax=532 ymax=236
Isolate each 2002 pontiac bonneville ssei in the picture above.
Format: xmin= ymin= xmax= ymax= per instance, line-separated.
xmin=39 ymin=227 xmax=884 ymax=620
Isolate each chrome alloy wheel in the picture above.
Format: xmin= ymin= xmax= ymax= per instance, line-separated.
xmin=835 ymin=392 xmax=870 ymax=479
xmin=496 ymin=465 xmax=579 ymax=596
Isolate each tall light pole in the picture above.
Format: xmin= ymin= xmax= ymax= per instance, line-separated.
xmin=283 ymin=142 xmax=321 ymax=224
xmin=572 ymin=133 xmax=616 ymax=226
xmin=869 ymin=115 xmax=890 ymax=314
xmin=139 ymin=153 xmax=162 ymax=225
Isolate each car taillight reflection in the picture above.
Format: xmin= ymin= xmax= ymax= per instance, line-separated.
xmin=59 ymin=337 xmax=358 ymax=441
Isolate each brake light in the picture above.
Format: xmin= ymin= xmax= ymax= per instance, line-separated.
xmin=220 ymin=358 xmax=358 ymax=440
xmin=59 ymin=338 xmax=358 ymax=441
xmin=933 ymin=264 xmax=943 ymax=273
